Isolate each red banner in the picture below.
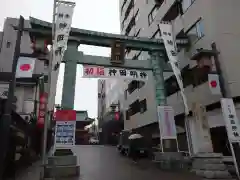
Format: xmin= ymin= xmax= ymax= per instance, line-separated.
xmin=55 ymin=110 xmax=76 ymax=121
xmin=37 ymin=92 xmax=48 ymax=128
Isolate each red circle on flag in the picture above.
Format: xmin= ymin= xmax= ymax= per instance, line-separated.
xmin=20 ymin=64 xmax=31 ymax=71
xmin=210 ymin=80 xmax=217 ymax=88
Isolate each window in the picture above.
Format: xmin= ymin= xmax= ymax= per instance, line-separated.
xmin=132 ymin=54 xmax=138 ymax=60
xmin=165 ymin=76 xmax=179 ymax=96
xmin=148 ymin=5 xmax=160 ymax=25
xmin=121 ymin=0 xmax=128 ymax=16
xmin=125 ymin=17 xmax=136 ymax=36
xmin=128 ymin=80 xmax=139 ymax=93
xmin=186 ymin=20 xmax=204 ymax=44
xmin=129 ymin=100 xmax=140 ymax=116
xmin=182 ymin=0 xmax=196 ymax=12
xmin=134 ymin=28 xmax=141 ymax=37
xmin=139 ymin=81 xmax=145 ymax=88
xmin=127 ymin=80 xmax=145 ymax=94
xmin=124 ymin=0 xmax=134 ymax=20
xmin=124 ymin=90 xmax=127 ymax=100
xmin=121 ymin=20 xmax=125 ymax=30
xmin=135 ymin=9 xmax=140 ymax=22
xmin=126 ymin=110 xmax=130 ymax=120
xmin=6 ymin=42 xmax=11 ymax=48
xmin=132 ymin=51 xmax=142 ymax=60
xmin=192 ymin=66 xmax=210 ymax=87
xmin=155 ymin=0 xmax=164 ymax=6
xmin=140 ymin=99 xmax=147 ymax=113
xmin=24 ymin=87 xmax=34 ymax=101
xmin=125 ymin=48 xmax=131 ymax=56
xmin=151 ymin=27 xmax=161 ymax=39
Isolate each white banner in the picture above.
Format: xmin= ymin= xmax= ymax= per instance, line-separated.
xmin=157 ymin=106 xmax=177 ymax=139
xmin=16 ymin=57 xmax=36 ymax=78
xmin=53 ymin=2 xmax=75 ymax=69
xmin=82 ymin=65 xmax=148 ymax=80
xmin=159 ymin=22 xmax=189 ymax=114
xmin=221 ymin=98 xmax=240 ymax=142
xmin=55 ymin=121 xmax=76 ymax=149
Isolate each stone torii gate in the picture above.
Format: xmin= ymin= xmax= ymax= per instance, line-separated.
xmin=29 ymin=17 xmax=188 ymax=150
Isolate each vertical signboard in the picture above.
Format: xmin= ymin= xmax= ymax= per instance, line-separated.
xmin=159 ymin=22 xmax=189 ymax=114
xmin=53 ymin=2 xmax=75 ymax=70
xmin=54 ymin=110 xmax=76 ymax=149
xmin=221 ymin=98 xmax=240 ymax=142
xmin=110 ymin=40 xmax=125 ymax=64
xmin=37 ymin=76 xmax=46 ymax=128
xmin=37 ymin=92 xmax=48 ymax=128
xmin=221 ymin=98 xmax=240 ymax=178
xmin=157 ymin=106 xmax=177 ymax=139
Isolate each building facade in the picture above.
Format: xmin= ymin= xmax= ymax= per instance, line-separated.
xmin=97 ymin=78 xmax=125 ymax=144
xmin=119 ymin=0 xmax=240 ymax=155
xmin=0 ymin=17 xmax=58 ymax=123
xmin=97 ymin=79 xmax=106 ymax=129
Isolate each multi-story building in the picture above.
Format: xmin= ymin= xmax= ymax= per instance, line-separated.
xmin=0 ymin=17 xmax=59 ymax=124
xmin=119 ymin=0 xmax=240 ymax=155
xmin=0 ymin=17 xmax=47 ymax=120
xmin=97 ymin=79 xmax=106 ymax=129
xmin=97 ymin=79 xmax=125 ymax=144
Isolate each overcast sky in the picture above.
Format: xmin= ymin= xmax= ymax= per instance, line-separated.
xmin=0 ymin=0 xmax=120 ymax=118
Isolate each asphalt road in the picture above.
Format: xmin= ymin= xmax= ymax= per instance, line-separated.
xmin=72 ymin=145 xmax=201 ymax=180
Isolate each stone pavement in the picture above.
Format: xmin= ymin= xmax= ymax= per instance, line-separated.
xmin=72 ymin=145 xmax=201 ymax=180
xmin=13 ymin=145 xmax=201 ymax=180
xmin=12 ymin=161 xmax=41 ymax=180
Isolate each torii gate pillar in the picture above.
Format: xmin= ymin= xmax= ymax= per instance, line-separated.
xmin=61 ymin=40 xmax=79 ymax=109
xmin=150 ymin=51 xmax=178 ymax=152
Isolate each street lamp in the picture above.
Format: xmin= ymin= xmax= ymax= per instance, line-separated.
xmin=190 ymin=45 xmax=222 ymax=95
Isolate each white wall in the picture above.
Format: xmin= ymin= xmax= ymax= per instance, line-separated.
xmin=188 ymin=105 xmax=240 ymax=154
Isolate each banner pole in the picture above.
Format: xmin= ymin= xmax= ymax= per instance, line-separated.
xmin=41 ymin=0 xmax=57 ymax=179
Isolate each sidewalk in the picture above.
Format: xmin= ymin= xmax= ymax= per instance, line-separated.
xmin=13 ymin=161 xmax=41 ymax=180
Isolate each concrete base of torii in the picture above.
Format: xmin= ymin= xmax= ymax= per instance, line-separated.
xmin=44 ymin=149 xmax=80 ymax=179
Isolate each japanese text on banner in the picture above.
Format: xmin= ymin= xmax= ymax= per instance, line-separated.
xmin=159 ymin=22 xmax=189 ymax=114
xmin=83 ymin=66 xmax=148 ymax=80
xmin=221 ymin=98 xmax=240 ymax=142
xmin=53 ymin=2 xmax=75 ymax=70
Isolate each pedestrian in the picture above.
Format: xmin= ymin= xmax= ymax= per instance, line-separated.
xmin=129 ymin=139 xmax=139 ymax=163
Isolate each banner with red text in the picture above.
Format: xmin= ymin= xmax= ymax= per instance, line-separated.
xmin=82 ymin=65 xmax=148 ymax=80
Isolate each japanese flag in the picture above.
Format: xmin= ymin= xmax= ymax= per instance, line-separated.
xmin=16 ymin=57 xmax=36 ymax=78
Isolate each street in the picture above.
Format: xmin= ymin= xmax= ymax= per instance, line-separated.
xmin=72 ymin=145 xmax=201 ymax=180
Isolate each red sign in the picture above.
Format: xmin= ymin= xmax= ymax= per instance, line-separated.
xmin=55 ymin=110 xmax=76 ymax=121
xmin=84 ymin=66 xmax=105 ymax=76
xmin=37 ymin=92 xmax=48 ymax=128
xmin=210 ymin=80 xmax=217 ymax=88
xmin=20 ymin=64 xmax=31 ymax=71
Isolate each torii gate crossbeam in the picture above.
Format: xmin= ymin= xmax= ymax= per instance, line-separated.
xmin=29 ymin=17 xmax=189 ymax=152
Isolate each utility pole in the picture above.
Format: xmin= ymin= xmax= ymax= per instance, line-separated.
xmin=0 ymin=16 xmax=24 ymax=179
